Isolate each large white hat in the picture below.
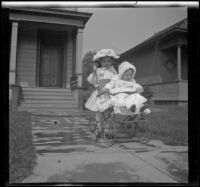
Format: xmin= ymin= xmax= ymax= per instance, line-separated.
xmin=118 ymin=61 xmax=136 ymax=78
xmin=93 ymin=49 xmax=119 ymax=61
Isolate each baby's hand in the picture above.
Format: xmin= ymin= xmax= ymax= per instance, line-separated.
xmin=93 ymin=65 xmax=97 ymax=71
xmin=102 ymin=87 xmax=109 ymax=93
xmin=136 ymin=87 xmax=143 ymax=93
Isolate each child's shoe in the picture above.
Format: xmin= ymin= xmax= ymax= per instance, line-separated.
xmin=92 ymin=133 xmax=97 ymax=141
xmin=144 ymin=108 xmax=151 ymax=114
xmin=97 ymin=123 xmax=102 ymax=133
xmin=92 ymin=128 xmax=101 ymax=140
xmin=96 ymin=123 xmax=102 ymax=139
xmin=130 ymin=104 xmax=136 ymax=112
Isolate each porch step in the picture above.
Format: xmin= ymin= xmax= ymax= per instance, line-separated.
xmin=21 ymin=92 xmax=74 ymax=96
xmin=18 ymin=108 xmax=89 ymax=117
xmin=19 ymin=87 xmax=79 ymax=112
xmin=21 ymin=87 xmax=72 ymax=92
xmin=19 ymin=104 xmax=78 ymax=108
xmin=21 ymin=95 xmax=74 ymax=100
xmin=21 ymin=100 xmax=77 ymax=104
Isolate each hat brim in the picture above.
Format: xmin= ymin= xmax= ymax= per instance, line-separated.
xmin=93 ymin=55 xmax=119 ymax=62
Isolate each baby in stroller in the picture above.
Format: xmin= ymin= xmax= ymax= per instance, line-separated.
xmin=98 ymin=61 xmax=151 ymax=115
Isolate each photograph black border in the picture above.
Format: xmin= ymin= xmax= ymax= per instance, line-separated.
xmin=2 ymin=4 xmax=199 ymax=187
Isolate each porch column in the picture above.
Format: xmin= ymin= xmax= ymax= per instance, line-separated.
xmin=75 ymin=28 xmax=83 ymax=87
xmin=9 ymin=21 xmax=19 ymax=85
xmin=72 ymin=27 xmax=84 ymax=108
xmin=177 ymin=44 xmax=182 ymax=81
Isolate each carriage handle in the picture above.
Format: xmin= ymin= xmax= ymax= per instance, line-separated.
xmin=97 ymin=91 xmax=136 ymax=97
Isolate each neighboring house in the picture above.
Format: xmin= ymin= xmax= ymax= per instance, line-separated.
xmin=7 ymin=7 xmax=92 ymax=112
xmin=120 ymin=18 xmax=188 ymax=105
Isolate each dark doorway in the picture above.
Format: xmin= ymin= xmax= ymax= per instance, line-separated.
xmin=38 ymin=31 xmax=64 ymax=87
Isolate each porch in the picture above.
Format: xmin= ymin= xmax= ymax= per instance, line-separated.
xmin=8 ymin=8 xmax=91 ymax=112
xmin=137 ymin=33 xmax=188 ymax=104
xmin=144 ymin=80 xmax=188 ymax=105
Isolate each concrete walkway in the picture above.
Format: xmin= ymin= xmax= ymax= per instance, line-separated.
xmin=22 ymin=115 xmax=188 ymax=183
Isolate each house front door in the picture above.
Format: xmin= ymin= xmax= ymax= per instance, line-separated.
xmin=39 ymin=32 xmax=64 ymax=87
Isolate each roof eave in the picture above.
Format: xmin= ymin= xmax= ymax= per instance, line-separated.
xmin=8 ymin=7 xmax=92 ymax=26
xmin=120 ymin=28 xmax=187 ymax=57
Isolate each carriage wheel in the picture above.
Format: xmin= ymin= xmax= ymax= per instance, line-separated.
xmin=88 ymin=117 xmax=99 ymax=141
xmin=126 ymin=122 xmax=136 ymax=138
xmin=135 ymin=119 xmax=151 ymax=144
xmin=122 ymin=116 xmax=137 ymax=138
xmin=103 ymin=119 xmax=116 ymax=146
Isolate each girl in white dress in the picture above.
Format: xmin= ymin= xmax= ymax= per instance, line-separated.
xmin=103 ymin=61 xmax=151 ymax=115
xmin=85 ymin=49 xmax=119 ymax=134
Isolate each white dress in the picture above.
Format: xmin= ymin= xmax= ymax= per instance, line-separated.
xmin=85 ymin=66 xmax=117 ymax=112
xmin=105 ymin=78 xmax=147 ymax=115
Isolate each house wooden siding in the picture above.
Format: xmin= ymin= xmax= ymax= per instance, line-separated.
xmin=16 ymin=22 xmax=75 ymax=88
xmin=178 ymin=81 xmax=188 ymax=101
xmin=123 ymin=47 xmax=175 ymax=84
xmin=122 ymin=34 xmax=186 ymax=85
xmin=16 ymin=24 xmax=37 ymax=87
xmin=148 ymin=82 xmax=179 ymax=100
xmin=145 ymin=81 xmax=187 ymax=101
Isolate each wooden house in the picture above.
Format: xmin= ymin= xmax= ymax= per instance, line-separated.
xmin=119 ymin=18 xmax=188 ymax=105
xmin=8 ymin=7 xmax=92 ymax=113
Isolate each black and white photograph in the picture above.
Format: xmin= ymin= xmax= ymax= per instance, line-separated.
xmin=3 ymin=1 xmax=199 ymax=185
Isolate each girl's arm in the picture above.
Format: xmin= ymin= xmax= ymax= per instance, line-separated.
xmin=104 ymin=79 xmax=116 ymax=92
xmin=87 ymin=73 xmax=95 ymax=85
xmin=135 ymin=83 xmax=144 ymax=93
xmin=110 ymin=65 xmax=117 ymax=75
xmin=87 ymin=69 xmax=99 ymax=86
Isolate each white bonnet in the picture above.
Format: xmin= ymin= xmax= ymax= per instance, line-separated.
xmin=93 ymin=49 xmax=119 ymax=61
xmin=118 ymin=61 xmax=136 ymax=78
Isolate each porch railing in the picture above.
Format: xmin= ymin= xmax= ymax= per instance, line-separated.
xmin=70 ymin=74 xmax=78 ymax=90
xmin=10 ymin=84 xmax=21 ymax=110
xmin=70 ymin=73 xmax=84 ymax=90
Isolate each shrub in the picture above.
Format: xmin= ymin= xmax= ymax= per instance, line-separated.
xmin=82 ymin=51 xmax=96 ymax=90
xmin=9 ymin=111 xmax=37 ymax=183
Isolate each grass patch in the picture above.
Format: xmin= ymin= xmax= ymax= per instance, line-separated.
xmin=9 ymin=111 xmax=37 ymax=183
xmin=146 ymin=105 xmax=188 ymax=146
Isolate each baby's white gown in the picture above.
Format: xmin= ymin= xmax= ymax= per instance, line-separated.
xmin=104 ymin=79 xmax=147 ymax=115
